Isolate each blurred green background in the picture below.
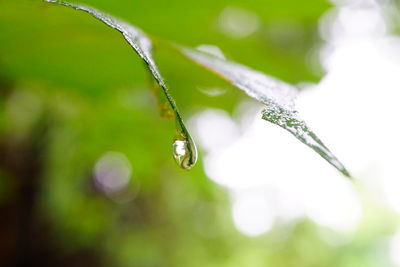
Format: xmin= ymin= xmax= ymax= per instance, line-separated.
xmin=0 ymin=0 xmax=398 ymax=266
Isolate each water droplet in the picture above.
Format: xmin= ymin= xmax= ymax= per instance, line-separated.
xmin=172 ymin=137 xmax=197 ymax=170
xmin=196 ymin=44 xmax=226 ymax=60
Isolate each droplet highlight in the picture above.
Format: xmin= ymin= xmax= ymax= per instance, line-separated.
xmin=172 ymin=137 xmax=197 ymax=170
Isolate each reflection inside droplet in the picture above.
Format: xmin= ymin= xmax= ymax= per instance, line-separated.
xmin=172 ymin=138 xmax=197 ymax=170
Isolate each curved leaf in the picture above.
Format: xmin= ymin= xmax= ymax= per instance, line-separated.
xmin=45 ymin=0 xmax=349 ymax=177
xmin=45 ymin=0 xmax=197 ymax=169
xmin=180 ymin=47 xmax=350 ymax=177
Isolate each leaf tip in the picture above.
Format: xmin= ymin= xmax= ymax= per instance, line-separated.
xmin=341 ymin=168 xmax=352 ymax=179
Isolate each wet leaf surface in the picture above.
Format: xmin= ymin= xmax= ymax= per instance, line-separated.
xmin=180 ymin=47 xmax=350 ymax=177
xmin=45 ymin=0 xmax=348 ymax=176
xmin=45 ymin=0 xmax=197 ymax=169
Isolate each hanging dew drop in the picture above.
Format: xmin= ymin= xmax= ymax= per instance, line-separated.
xmin=172 ymin=138 xmax=197 ymax=170
xmin=171 ymin=108 xmax=197 ymax=170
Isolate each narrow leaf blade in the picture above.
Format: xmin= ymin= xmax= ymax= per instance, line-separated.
xmin=262 ymin=105 xmax=350 ymax=177
xmin=45 ymin=0 xmax=197 ymax=169
xmin=180 ymin=47 xmax=350 ymax=177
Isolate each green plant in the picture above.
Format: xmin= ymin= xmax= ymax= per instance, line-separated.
xmin=45 ymin=0 xmax=350 ymax=177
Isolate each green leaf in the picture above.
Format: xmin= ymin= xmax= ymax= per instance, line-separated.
xmin=180 ymin=47 xmax=350 ymax=177
xmin=45 ymin=0 xmax=197 ymax=169
xmin=44 ymin=0 xmax=349 ymax=177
